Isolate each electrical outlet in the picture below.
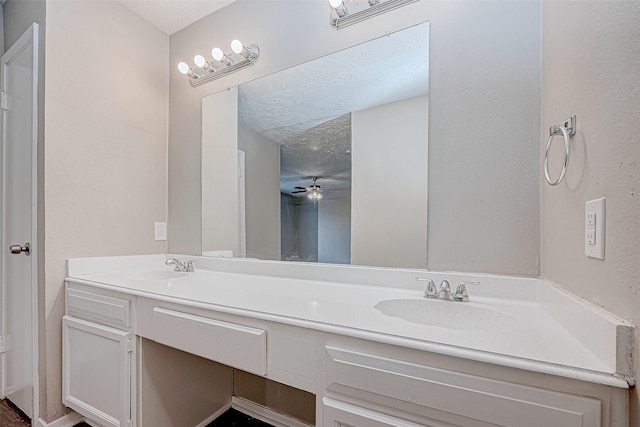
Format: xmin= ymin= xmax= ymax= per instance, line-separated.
xmin=585 ymin=198 xmax=605 ymax=259
xmin=155 ymin=222 xmax=167 ymax=241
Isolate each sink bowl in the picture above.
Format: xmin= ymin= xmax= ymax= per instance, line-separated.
xmin=124 ymin=270 xmax=187 ymax=281
xmin=374 ymin=299 xmax=516 ymax=331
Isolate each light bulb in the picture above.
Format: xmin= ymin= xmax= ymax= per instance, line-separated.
xmin=194 ymin=55 xmax=206 ymax=68
xmin=177 ymin=62 xmax=190 ymax=75
xmin=329 ymin=0 xmax=343 ymax=8
xmin=212 ymin=48 xmax=224 ymax=61
xmin=231 ymin=40 xmax=244 ymax=54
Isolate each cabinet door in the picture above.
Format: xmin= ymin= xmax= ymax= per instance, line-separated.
xmin=323 ymin=398 xmax=448 ymax=427
xmin=63 ymin=315 xmax=133 ymax=427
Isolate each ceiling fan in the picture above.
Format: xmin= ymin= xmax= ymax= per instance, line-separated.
xmin=292 ymin=177 xmax=323 ymax=200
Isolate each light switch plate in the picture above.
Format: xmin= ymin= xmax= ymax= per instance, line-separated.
xmin=585 ymin=198 xmax=605 ymax=259
xmin=155 ymin=222 xmax=167 ymax=241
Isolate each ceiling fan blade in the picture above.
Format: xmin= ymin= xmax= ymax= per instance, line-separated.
xmin=293 ymin=186 xmax=307 ymax=190
xmin=291 ymin=190 xmax=307 ymax=193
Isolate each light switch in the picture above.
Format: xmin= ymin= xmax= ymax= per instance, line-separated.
xmin=585 ymin=198 xmax=605 ymax=259
xmin=155 ymin=222 xmax=167 ymax=241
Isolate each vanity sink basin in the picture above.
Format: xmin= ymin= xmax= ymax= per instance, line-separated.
xmin=124 ymin=270 xmax=187 ymax=281
xmin=374 ymin=299 xmax=516 ymax=331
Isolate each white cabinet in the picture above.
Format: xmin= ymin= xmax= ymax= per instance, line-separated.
xmin=323 ymin=346 xmax=603 ymax=427
xmin=62 ymin=316 xmax=133 ymax=427
xmin=63 ymin=283 xmax=136 ymax=427
xmin=323 ymin=398 xmax=429 ymax=427
xmin=62 ymin=279 xmax=625 ymax=427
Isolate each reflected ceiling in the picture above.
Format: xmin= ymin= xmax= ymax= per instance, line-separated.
xmin=238 ymin=23 xmax=428 ymax=197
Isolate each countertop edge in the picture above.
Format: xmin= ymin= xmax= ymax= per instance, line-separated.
xmin=65 ymin=277 xmax=631 ymax=389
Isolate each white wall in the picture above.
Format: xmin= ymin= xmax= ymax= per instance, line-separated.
xmin=238 ymin=124 xmax=280 ymax=260
xmin=168 ymin=0 xmax=541 ymax=276
xmin=540 ymin=1 xmax=640 ymax=422
xmin=351 ymin=96 xmax=428 ymax=268
xmin=318 ymin=195 xmax=351 ymax=265
xmin=202 ymin=88 xmax=239 ymax=254
xmin=43 ymin=1 xmax=168 ymax=421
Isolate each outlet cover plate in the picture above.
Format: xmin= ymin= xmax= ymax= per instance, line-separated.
xmin=585 ymin=198 xmax=605 ymax=259
xmin=155 ymin=222 xmax=167 ymax=241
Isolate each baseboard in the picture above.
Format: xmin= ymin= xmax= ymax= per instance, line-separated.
xmin=232 ymin=396 xmax=313 ymax=427
xmin=35 ymin=411 xmax=84 ymax=427
xmin=195 ymin=402 xmax=232 ymax=427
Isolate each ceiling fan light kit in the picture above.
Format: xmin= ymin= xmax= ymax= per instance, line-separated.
xmin=292 ymin=177 xmax=323 ymax=201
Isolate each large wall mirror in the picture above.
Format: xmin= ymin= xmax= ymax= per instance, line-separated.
xmin=202 ymin=22 xmax=429 ymax=269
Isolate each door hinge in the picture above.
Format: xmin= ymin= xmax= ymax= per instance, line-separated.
xmin=0 ymin=335 xmax=8 ymax=353
xmin=127 ymin=337 xmax=133 ymax=353
xmin=0 ymin=92 xmax=8 ymax=110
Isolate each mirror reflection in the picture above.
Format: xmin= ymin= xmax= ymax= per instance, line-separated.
xmin=202 ymin=22 xmax=429 ymax=268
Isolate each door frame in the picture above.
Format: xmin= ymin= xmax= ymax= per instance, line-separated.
xmin=0 ymin=23 xmax=40 ymax=421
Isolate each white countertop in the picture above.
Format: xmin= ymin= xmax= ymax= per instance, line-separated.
xmin=66 ymin=254 xmax=634 ymax=389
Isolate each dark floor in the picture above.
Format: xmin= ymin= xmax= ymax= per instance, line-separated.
xmin=0 ymin=400 xmax=30 ymax=427
xmin=206 ymin=408 xmax=274 ymax=427
xmin=1 ymin=400 xmax=271 ymax=427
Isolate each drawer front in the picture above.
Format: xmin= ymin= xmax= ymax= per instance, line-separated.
xmin=138 ymin=300 xmax=266 ymax=375
xmin=323 ymin=398 xmax=434 ymax=427
xmin=66 ymin=286 xmax=131 ymax=329
xmin=324 ymin=347 xmax=601 ymax=427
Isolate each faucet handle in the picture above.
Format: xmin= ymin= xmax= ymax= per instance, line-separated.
xmin=165 ymin=258 xmax=181 ymax=271
xmin=417 ymin=278 xmax=437 ymax=299
xmin=438 ymin=280 xmax=452 ymax=300
xmin=186 ymin=260 xmax=194 ymax=272
xmin=439 ymin=280 xmax=451 ymax=292
xmin=454 ymin=281 xmax=480 ymax=302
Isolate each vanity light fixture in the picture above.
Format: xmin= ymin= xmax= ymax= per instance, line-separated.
xmin=178 ymin=39 xmax=260 ymax=88
xmin=329 ymin=0 xmax=420 ymax=29
xmin=178 ymin=61 xmax=200 ymax=79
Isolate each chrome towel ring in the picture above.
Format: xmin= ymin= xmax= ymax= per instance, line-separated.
xmin=544 ymin=115 xmax=576 ymax=186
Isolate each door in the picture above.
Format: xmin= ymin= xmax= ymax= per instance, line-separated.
xmin=62 ymin=316 xmax=132 ymax=427
xmin=238 ymin=149 xmax=246 ymax=257
xmin=1 ymin=24 xmax=39 ymax=418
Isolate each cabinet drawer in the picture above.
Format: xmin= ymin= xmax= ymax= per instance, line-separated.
xmin=324 ymin=347 xmax=601 ymax=427
xmin=323 ymin=398 xmax=427 ymax=427
xmin=137 ymin=300 xmax=266 ymax=375
xmin=66 ymin=286 xmax=132 ymax=329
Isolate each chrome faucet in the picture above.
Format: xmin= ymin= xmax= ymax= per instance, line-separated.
xmin=165 ymin=258 xmax=194 ymax=272
xmin=419 ymin=278 xmax=480 ymax=302
xmin=452 ymin=281 xmax=480 ymax=302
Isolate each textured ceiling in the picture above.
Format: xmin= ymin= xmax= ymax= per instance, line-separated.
xmin=118 ymin=0 xmax=236 ymax=35
xmin=280 ymin=114 xmax=352 ymax=196
xmin=238 ymin=23 xmax=429 ymax=197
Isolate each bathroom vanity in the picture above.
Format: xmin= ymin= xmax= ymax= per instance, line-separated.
xmin=62 ymin=255 xmax=633 ymax=427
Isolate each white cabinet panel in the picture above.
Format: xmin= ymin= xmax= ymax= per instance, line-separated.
xmin=66 ymin=287 xmax=132 ymax=329
xmin=137 ymin=299 xmax=266 ymax=376
xmin=63 ymin=316 xmax=132 ymax=427
xmin=324 ymin=346 xmax=601 ymax=427
xmin=323 ymin=398 xmax=453 ymax=427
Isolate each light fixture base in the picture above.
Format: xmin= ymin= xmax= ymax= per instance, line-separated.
xmin=330 ymin=0 xmax=419 ymax=29
xmin=189 ymin=44 xmax=260 ymax=88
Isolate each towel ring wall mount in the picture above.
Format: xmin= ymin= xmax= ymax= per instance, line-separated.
xmin=544 ymin=115 xmax=576 ymax=186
